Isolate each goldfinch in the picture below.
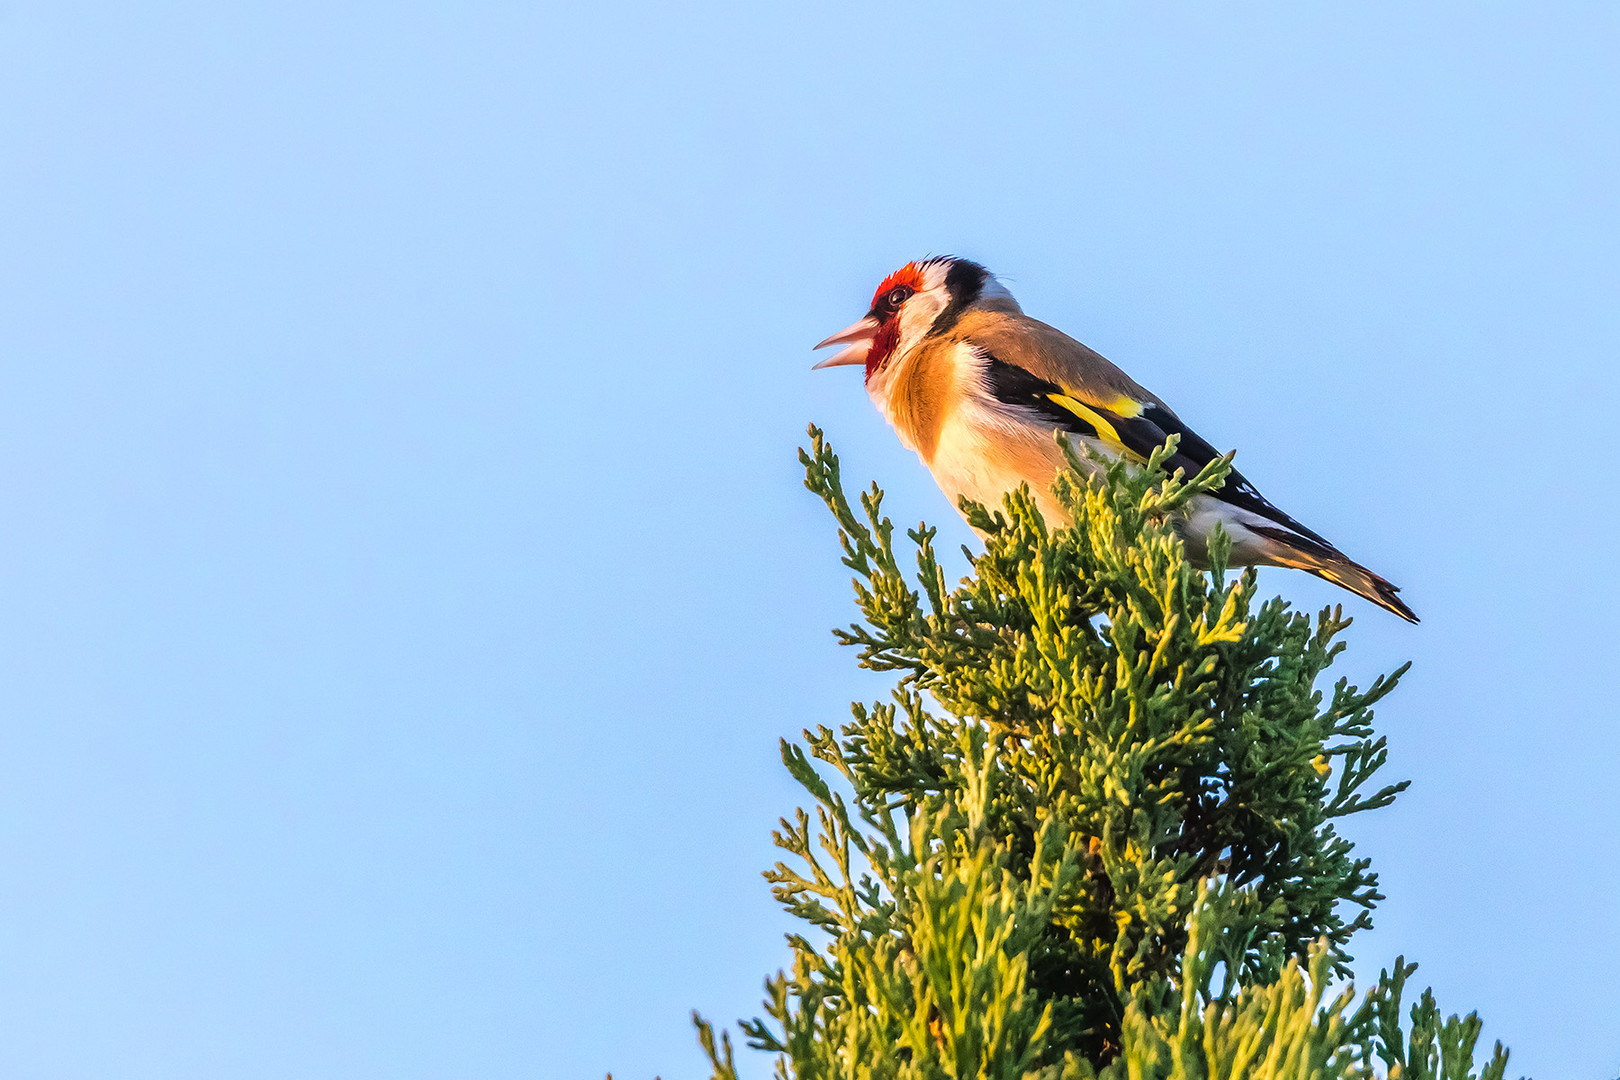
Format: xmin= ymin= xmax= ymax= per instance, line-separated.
xmin=813 ymin=256 xmax=1417 ymax=623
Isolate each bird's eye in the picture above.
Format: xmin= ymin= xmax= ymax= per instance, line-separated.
xmin=887 ymin=287 xmax=911 ymax=308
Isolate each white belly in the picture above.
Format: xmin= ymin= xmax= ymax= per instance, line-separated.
xmin=924 ymin=410 xmax=1118 ymax=525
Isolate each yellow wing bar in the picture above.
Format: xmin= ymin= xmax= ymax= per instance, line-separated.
xmin=1045 ymin=393 xmax=1144 ymax=461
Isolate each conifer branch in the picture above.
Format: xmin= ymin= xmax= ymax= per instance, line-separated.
xmin=693 ymin=426 xmax=1512 ymax=1080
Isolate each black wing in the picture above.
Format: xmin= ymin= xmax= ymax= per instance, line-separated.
xmin=984 ymin=357 xmax=1333 ymax=548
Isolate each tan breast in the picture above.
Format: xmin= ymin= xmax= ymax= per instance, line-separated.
xmin=867 ymin=335 xmax=963 ymax=463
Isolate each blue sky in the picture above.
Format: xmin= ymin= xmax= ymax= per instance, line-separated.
xmin=1 ymin=2 xmax=1617 ymax=1077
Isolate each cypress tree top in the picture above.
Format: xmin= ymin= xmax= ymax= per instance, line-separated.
xmin=695 ymin=428 xmax=1510 ymax=1080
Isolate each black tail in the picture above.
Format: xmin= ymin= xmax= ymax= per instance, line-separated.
xmin=1303 ymin=559 xmax=1419 ymax=623
xmin=1250 ymin=524 xmax=1419 ymax=623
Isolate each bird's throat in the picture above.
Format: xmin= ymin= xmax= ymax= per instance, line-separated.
xmin=863 ymin=321 xmax=902 ymax=382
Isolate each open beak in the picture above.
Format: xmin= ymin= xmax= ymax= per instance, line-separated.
xmin=811 ymin=315 xmax=879 ymax=370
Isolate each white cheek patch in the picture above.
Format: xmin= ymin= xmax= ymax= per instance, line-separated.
xmin=897 ymin=291 xmax=947 ymax=356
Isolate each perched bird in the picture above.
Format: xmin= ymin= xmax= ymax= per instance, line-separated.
xmin=812 ymin=256 xmax=1417 ymax=622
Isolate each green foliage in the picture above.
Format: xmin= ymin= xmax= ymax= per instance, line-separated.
xmin=694 ymin=427 xmax=1510 ymax=1079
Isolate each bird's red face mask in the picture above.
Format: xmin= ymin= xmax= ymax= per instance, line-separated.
xmin=812 ymin=263 xmax=926 ymax=381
